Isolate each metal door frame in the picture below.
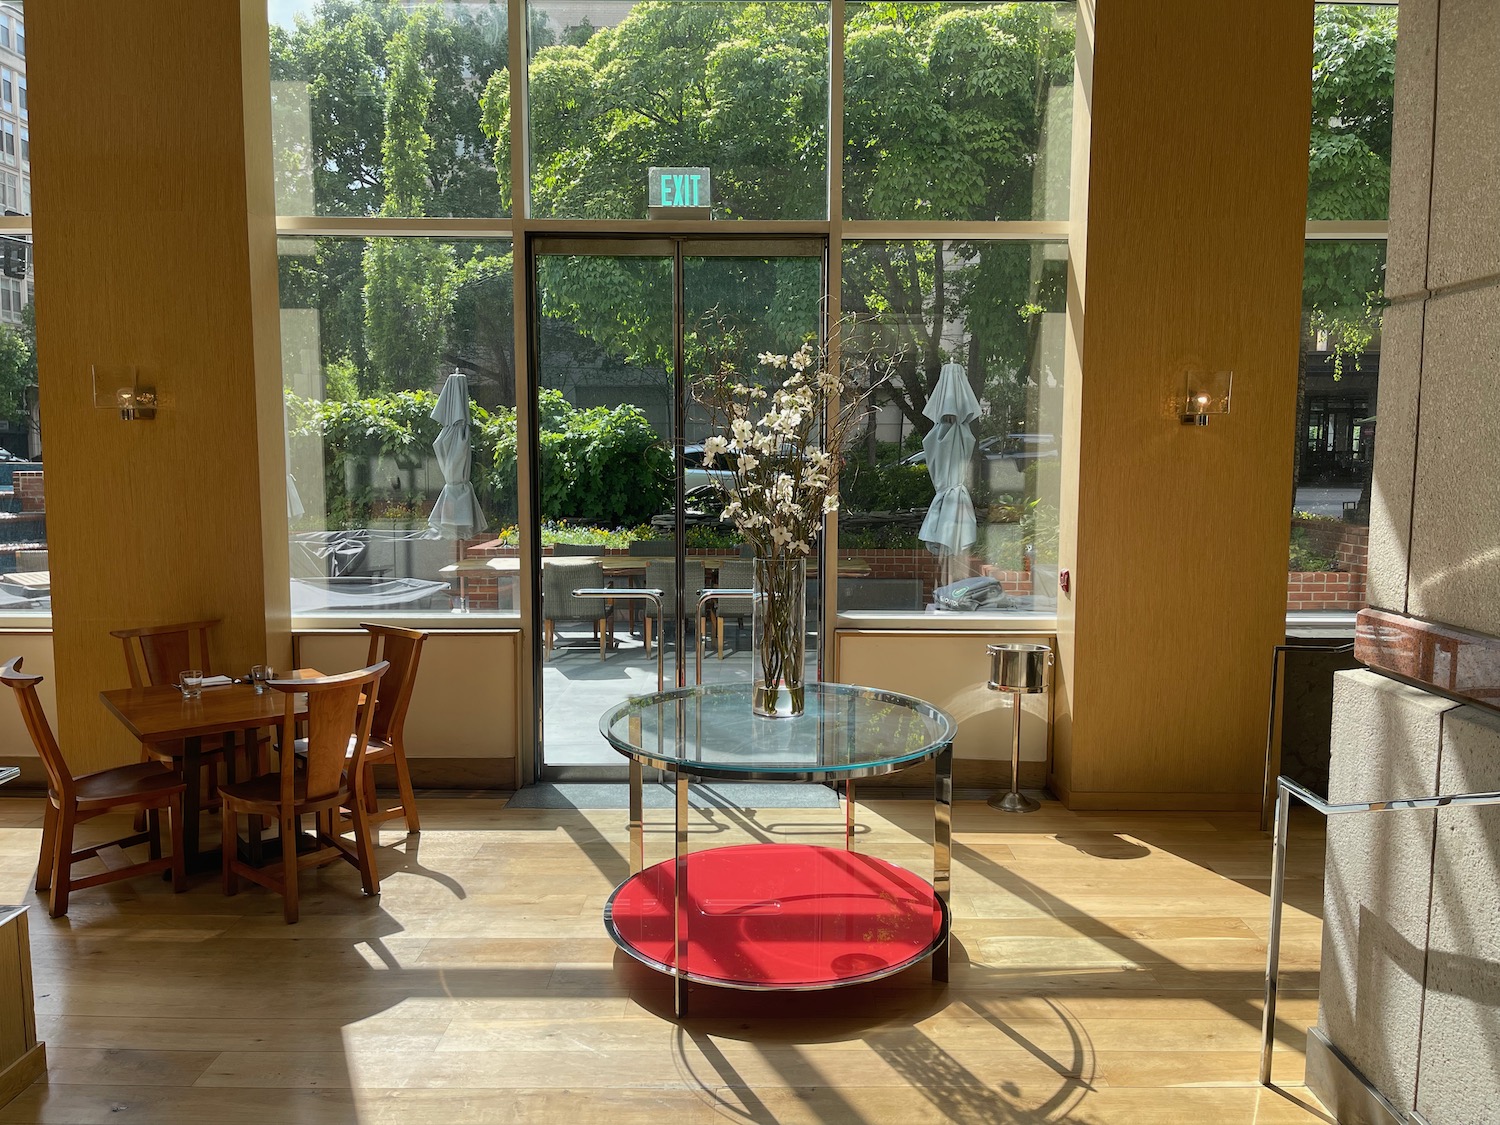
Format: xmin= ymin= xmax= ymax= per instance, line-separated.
xmin=529 ymin=234 xmax=829 ymax=781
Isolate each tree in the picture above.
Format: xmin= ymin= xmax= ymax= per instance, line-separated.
xmin=0 ymin=307 xmax=34 ymax=425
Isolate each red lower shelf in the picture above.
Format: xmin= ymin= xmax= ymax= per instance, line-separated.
xmin=605 ymin=843 xmax=948 ymax=990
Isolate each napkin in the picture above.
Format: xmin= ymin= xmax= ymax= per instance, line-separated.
xmin=200 ymin=675 xmax=235 ymax=688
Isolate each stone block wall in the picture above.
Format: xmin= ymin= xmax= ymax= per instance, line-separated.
xmin=1318 ymin=0 xmax=1500 ymax=1119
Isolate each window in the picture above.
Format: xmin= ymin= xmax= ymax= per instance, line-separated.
xmin=839 ymin=240 xmax=1066 ymax=616
xmin=844 ymin=3 xmax=1074 ymax=222
xmin=270 ymin=2 xmax=509 ymax=218
xmin=270 ymin=0 xmax=1077 ymax=625
xmin=2 ymin=122 xmax=14 ymax=165
xmin=17 ymin=81 xmax=23 ymax=117
xmin=19 ymin=129 xmax=25 ymax=165
xmin=525 ymin=1 xmax=830 ymax=221
xmin=1289 ymin=4 xmax=1395 ymax=617
xmin=0 ymin=16 xmax=10 ymax=51
xmin=277 ymin=236 xmax=517 ymax=617
xmin=2 ymin=69 xmax=12 ymax=109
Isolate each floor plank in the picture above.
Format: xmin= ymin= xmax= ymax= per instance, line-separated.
xmin=0 ymin=795 xmax=1329 ymax=1124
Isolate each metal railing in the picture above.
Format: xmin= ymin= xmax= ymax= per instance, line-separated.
xmin=1260 ymin=774 xmax=1500 ymax=1087
xmin=573 ymin=586 xmax=664 ymax=691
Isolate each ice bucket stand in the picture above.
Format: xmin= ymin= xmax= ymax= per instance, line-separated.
xmin=985 ymin=642 xmax=1052 ymax=813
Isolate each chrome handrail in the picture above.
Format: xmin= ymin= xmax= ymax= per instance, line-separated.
xmin=1261 ymin=775 xmax=1500 ymax=1087
xmin=573 ymin=586 xmax=664 ymax=692
xmin=694 ymin=587 xmax=753 ymax=685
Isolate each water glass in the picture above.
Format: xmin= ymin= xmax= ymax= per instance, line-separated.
xmin=178 ymin=669 xmax=204 ymax=699
xmin=250 ymin=665 xmax=274 ymax=694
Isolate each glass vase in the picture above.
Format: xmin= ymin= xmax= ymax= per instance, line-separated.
xmin=751 ymin=555 xmax=806 ymax=718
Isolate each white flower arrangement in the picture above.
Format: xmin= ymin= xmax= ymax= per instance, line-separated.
xmin=693 ymin=338 xmax=881 ymax=560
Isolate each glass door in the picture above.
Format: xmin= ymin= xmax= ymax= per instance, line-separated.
xmin=532 ymin=237 xmax=824 ymax=779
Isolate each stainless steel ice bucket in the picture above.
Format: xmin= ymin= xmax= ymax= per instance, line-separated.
xmin=986 ymin=642 xmax=1051 ymax=694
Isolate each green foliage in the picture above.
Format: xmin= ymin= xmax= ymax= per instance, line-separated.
xmin=490 ymin=389 xmax=672 ymax=527
xmin=1289 ymin=528 xmax=1338 ymax=573
xmin=1308 ymin=5 xmax=1395 ymax=222
xmin=842 ymin=459 xmax=934 ymax=512
xmin=0 ymin=310 xmax=36 ymax=422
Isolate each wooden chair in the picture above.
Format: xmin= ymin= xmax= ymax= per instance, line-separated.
xmin=354 ymin=622 xmax=427 ymax=833
xmin=1 ymin=657 xmax=186 ymax=918
xmin=110 ymin=619 xmax=264 ymax=784
xmin=220 ymin=662 xmax=389 ymax=924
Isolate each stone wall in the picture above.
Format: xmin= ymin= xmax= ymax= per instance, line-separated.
xmin=1316 ymin=0 xmax=1500 ymax=1120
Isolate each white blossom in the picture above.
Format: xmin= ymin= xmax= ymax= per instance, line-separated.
xmin=770 ymin=525 xmax=793 ymax=547
xmin=701 ymin=435 xmax=729 ymax=464
xmin=738 ymin=453 xmax=759 ymax=473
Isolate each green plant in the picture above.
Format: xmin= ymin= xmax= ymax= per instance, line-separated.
xmin=842 ymin=460 xmax=934 ymax=512
xmin=1289 ymin=528 xmax=1339 ymax=572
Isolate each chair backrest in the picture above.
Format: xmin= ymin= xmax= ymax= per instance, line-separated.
xmin=0 ymin=656 xmax=73 ymax=801
xmin=110 ymin=620 xmax=218 ymax=689
xmin=541 ymin=558 xmax=608 ymax=619
xmin=629 ymin=540 xmax=676 ymax=557
xmin=359 ymin=622 xmax=428 ymax=744
xmin=644 ymin=560 xmax=708 ymax=619
xmin=715 ymin=559 xmax=756 ymax=615
xmin=271 ymin=662 xmax=388 ymax=806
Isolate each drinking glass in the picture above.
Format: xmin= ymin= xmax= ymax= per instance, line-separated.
xmin=178 ymin=669 xmax=204 ymax=699
xmin=250 ymin=665 xmax=269 ymax=694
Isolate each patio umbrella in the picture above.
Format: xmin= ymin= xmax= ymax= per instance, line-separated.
xmin=917 ymin=362 xmax=981 ymax=584
xmin=428 ymin=371 xmax=488 ymax=544
xmin=284 ymin=402 xmax=305 ymax=521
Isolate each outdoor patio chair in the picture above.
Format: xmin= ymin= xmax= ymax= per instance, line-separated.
xmin=541 ymin=558 xmax=613 ymax=661
xmin=2 ymin=656 xmax=187 ymax=917
xmin=641 ymin=559 xmax=710 ymax=656
xmin=221 ymin=662 xmax=389 ymax=924
xmin=712 ymin=559 xmax=756 ymax=658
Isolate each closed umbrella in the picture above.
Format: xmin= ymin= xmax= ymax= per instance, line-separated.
xmin=285 ymin=402 xmax=305 ymax=521
xmin=428 ymin=370 xmax=488 ymax=544
xmin=917 ymin=362 xmax=981 ymax=584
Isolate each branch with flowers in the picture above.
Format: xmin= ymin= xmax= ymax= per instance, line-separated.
xmin=691 ymin=321 xmax=894 ymax=708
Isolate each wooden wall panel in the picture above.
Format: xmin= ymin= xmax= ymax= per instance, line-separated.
xmin=1053 ymin=0 xmax=1311 ymax=809
xmin=27 ymin=1 xmax=289 ymax=774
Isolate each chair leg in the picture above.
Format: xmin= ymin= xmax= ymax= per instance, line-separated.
xmin=599 ymin=616 xmax=608 ymax=661
xmin=222 ymin=802 xmax=238 ymax=897
xmin=392 ymin=749 xmax=420 ymax=833
xmin=35 ymin=801 xmax=57 ymax=893
xmin=364 ymin=764 xmax=378 ymax=816
xmin=146 ymin=808 xmax=162 ymax=860
xmin=544 ymin=619 xmax=553 ymax=661
xmin=167 ymin=800 xmax=186 ymax=893
xmin=48 ymin=806 xmax=75 ymax=918
xmin=348 ymin=800 xmax=380 ymax=897
xmin=281 ymin=814 xmax=300 ymax=924
xmin=644 ymin=616 xmax=653 ymax=656
xmin=717 ymin=617 xmax=725 ymax=659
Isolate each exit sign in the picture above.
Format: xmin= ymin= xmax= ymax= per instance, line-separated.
xmin=649 ymin=167 xmax=711 ymax=211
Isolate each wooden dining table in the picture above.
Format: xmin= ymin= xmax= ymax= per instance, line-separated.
xmin=98 ymin=671 xmax=323 ymax=873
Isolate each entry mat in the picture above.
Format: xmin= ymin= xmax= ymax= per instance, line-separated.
xmin=504 ymin=781 xmax=841 ymax=811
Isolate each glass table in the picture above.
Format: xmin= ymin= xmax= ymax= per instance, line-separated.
xmin=600 ymin=681 xmax=957 ymax=1015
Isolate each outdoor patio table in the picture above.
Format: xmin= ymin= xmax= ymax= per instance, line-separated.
xmin=599 ymin=681 xmax=955 ymax=1016
xmin=98 ymin=671 xmax=324 ymax=873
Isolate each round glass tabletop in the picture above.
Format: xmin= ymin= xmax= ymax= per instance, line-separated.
xmin=599 ymin=682 xmax=956 ymax=782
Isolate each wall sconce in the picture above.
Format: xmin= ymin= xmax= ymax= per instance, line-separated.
xmin=1176 ymin=367 xmax=1233 ymax=426
xmin=91 ymin=365 xmax=157 ymax=421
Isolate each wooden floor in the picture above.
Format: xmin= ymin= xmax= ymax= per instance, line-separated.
xmin=0 ymin=793 xmax=1331 ymax=1124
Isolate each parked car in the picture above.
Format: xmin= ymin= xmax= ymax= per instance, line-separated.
xmin=680 ymin=443 xmax=738 ymax=492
